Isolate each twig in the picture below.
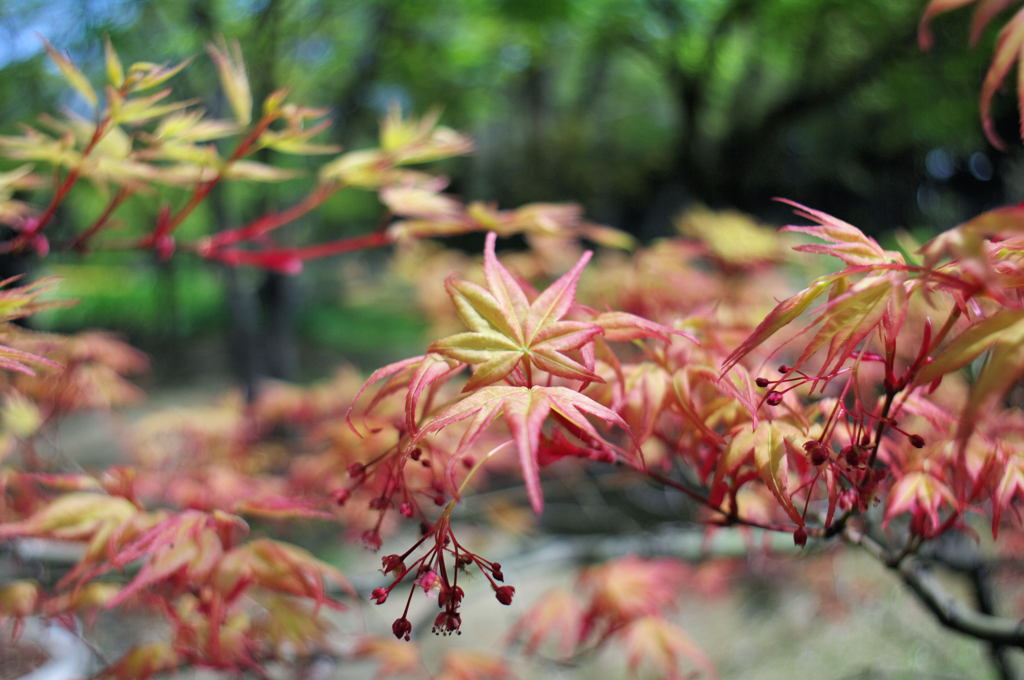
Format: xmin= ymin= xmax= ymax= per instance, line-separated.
xmin=845 ymin=525 xmax=1024 ymax=649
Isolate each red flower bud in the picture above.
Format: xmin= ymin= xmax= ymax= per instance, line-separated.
xmin=371 ymin=587 xmax=389 ymax=604
xmin=793 ymin=526 xmax=808 ymax=547
xmin=432 ymin=611 xmax=462 ymax=636
xmin=755 ymin=377 xmax=770 ymax=388
xmin=399 ymin=502 xmax=414 ymax=518
xmin=347 ymin=462 xmax=365 ymax=479
xmin=494 ymin=585 xmax=515 ymax=605
xmin=804 ymin=440 xmax=828 ymax=465
xmin=439 ymin=585 xmax=464 ymax=607
xmin=908 ymin=433 xmax=925 ymax=449
xmin=381 ymin=554 xmax=404 ymax=575
xmin=766 ymin=391 xmax=783 ymax=406
xmin=392 ymin=617 xmax=412 ymax=641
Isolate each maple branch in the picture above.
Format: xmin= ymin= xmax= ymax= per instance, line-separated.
xmin=69 ymin=186 xmax=133 ymax=252
xmin=970 ymin=565 xmax=1017 ymax=680
xmin=199 ymin=180 xmax=342 ymax=250
xmin=864 ymin=388 xmax=897 ymax=475
xmin=11 ymin=116 xmax=115 ymax=250
xmin=143 ymin=111 xmax=277 ymax=247
xmin=847 ymin=526 xmax=1024 ymax=649
xmin=199 ymin=230 xmax=392 ymax=272
xmin=642 ymin=468 xmax=794 ymax=533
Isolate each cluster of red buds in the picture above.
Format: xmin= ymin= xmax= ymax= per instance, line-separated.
xmin=333 ymin=447 xmax=454 ymax=551
xmin=369 ymin=511 xmax=513 ymax=640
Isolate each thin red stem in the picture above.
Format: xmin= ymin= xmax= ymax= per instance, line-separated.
xmin=202 ymin=230 xmax=392 ymax=269
xmin=6 ymin=118 xmax=113 ymax=252
xmin=144 ymin=113 xmax=277 ymax=246
xmin=643 ymin=468 xmax=792 ymax=533
xmin=201 ymin=181 xmax=341 ymax=250
xmin=69 ymin=186 xmax=133 ymax=252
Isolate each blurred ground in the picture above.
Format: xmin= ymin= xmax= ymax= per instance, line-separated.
xmin=6 ymin=386 xmax=1022 ymax=680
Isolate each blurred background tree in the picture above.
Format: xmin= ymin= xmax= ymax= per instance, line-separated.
xmin=0 ymin=0 xmax=1013 ymax=383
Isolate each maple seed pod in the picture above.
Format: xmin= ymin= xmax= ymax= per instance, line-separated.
xmin=495 ymin=585 xmax=515 ymax=605
xmin=793 ymin=526 xmax=808 ymax=547
xmin=804 ymin=440 xmax=828 ymax=466
xmin=381 ymin=554 xmax=404 ymax=574
xmin=392 ymin=617 xmax=412 ymax=641
xmin=908 ymin=433 xmax=925 ymax=449
xmin=755 ymin=377 xmax=770 ymax=388
xmin=765 ymin=390 xmax=783 ymax=406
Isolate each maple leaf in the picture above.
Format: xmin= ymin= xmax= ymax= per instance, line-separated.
xmin=206 ymin=38 xmax=251 ymax=126
xmin=621 ymin=616 xmax=718 ymax=680
xmin=436 ymin=650 xmax=514 ymax=680
xmin=508 ymin=588 xmax=585 ymax=657
xmin=212 ymin=538 xmax=352 ymax=605
xmin=346 ymin=352 xmax=461 ymax=436
xmin=430 ymin=232 xmax=601 ymax=391
xmin=992 ymin=450 xmax=1024 ymax=536
xmin=920 ymin=204 xmax=1024 ymax=303
xmin=0 ymin=580 xmax=40 ymax=626
xmin=885 ymin=470 xmax=959 ymax=535
xmin=915 ymin=308 xmax=1024 ymax=443
xmin=778 ymin=199 xmax=902 ymax=267
xmin=920 ymin=0 xmax=1024 ymax=148
xmin=721 ymin=272 xmax=841 ymax=375
xmin=100 ymin=642 xmax=179 ymax=680
xmin=580 ymin=556 xmax=690 ymax=630
xmin=253 ymin=592 xmax=335 ymax=655
xmin=793 ymin=273 xmax=900 ymax=379
xmin=0 ymin=277 xmax=63 ymax=376
xmin=105 ymin=510 xmax=248 ymax=607
xmin=709 ymin=421 xmax=804 ymax=525
xmin=918 ymin=0 xmax=1015 ymax=50
xmin=413 ymin=384 xmax=630 ymax=513
xmin=0 ymin=491 xmax=138 ymax=542
xmin=723 ymin=201 xmax=910 ymax=377
xmin=41 ymin=38 xmax=97 ymax=108
xmin=353 ymin=636 xmax=422 ymax=677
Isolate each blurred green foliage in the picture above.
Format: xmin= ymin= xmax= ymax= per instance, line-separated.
xmin=0 ymin=0 xmax=1014 ymax=369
